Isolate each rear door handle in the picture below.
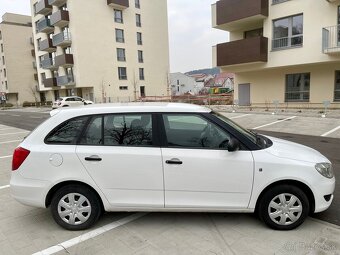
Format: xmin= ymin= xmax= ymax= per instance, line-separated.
xmin=166 ymin=158 xmax=183 ymax=165
xmin=85 ymin=155 xmax=102 ymax=162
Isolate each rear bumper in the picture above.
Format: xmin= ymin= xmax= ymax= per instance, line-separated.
xmin=313 ymin=177 xmax=335 ymax=213
xmin=10 ymin=171 xmax=50 ymax=208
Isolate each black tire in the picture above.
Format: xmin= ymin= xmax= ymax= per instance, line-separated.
xmin=51 ymin=184 xmax=102 ymax=231
xmin=62 ymin=105 xmax=69 ymax=107
xmin=258 ymin=185 xmax=309 ymax=230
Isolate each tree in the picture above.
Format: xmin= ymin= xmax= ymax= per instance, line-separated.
xmin=27 ymin=86 xmax=39 ymax=106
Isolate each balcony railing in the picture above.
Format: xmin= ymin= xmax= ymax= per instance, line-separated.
xmin=34 ymin=0 xmax=52 ymax=15
xmin=57 ymin=74 xmax=75 ymax=86
xmin=272 ymin=35 xmax=303 ymax=50
xmin=322 ymin=25 xmax=340 ymax=54
xmin=48 ymin=0 xmax=67 ymax=7
xmin=43 ymin=77 xmax=57 ymax=88
xmin=36 ymin=18 xmax=54 ymax=33
xmin=214 ymin=0 xmax=268 ymax=31
xmin=55 ymin=54 xmax=74 ymax=67
xmin=38 ymin=38 xmax=56 ymax=52
xmin=52 ymin=32 xmax=71 ymax=47
xmin=41 ymin=57 xmax=57 ymax=70
xmin=107 ymin=0 xmax=129 ymax=9
xmin=50 ymin=10 xmax=70 ymax=27
xmin=216 ymin=36 xmax=268 ymax=66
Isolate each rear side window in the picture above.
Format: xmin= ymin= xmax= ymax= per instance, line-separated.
xmin=45 ymin=116 xmax=88 ymax=144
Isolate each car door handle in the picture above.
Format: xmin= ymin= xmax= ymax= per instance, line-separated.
xmin=85 ymin=155 xmax=102 ymax=162
xmin=166 ymin=158 xmax=183 ymax=165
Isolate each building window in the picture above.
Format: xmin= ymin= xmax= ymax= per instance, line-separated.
xmin=135 ymin=0 xmax=140 ymax=8
xmin=138 ymin=50 xmax=143 ymax=63
xmin=334 ymin=71 xmax=340 ymax=101
xmin=139 ymin=68 xmax=144 ymax=80
xmin=244 ymin=28 xmax=263 ymax=39
xmin=273 ymin=14 xmax=303 ymax=50
xmin=136 ymin=14 xmax=142 ymax=27
xmin=118 ymin=67 xmax=127 ymax=80
xmin=5 ymin=81 xmax=8 ymax=90
xmin=3 ymin=68 xmax=6 ymax=77
xmin=119 ymin=86 xmax=128 ymax=90
xmin=140 ymin=86 xmax=145 ymax=97
xmin=0 ymin=44 xmax=3 ymax=52
xmin=137 ymin=32 xmax=142 ymax=45
xmin=114 ymin=9 xmax=123 ymax=23
xmin=272 ymin=0 xmax=290 ymax=4
xmin=285 ymin=73 xmax=310 ymax=102
xmin=117 ymin=48 xmax=126 ymax=61
xmin=2 ymin=56 xmax=4 ymax=65
xmin=115 ymin=29 xmax=125 ymax=43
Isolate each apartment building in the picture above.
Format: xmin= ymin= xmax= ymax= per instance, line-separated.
xmin=31 ymin=0 xmax=169 ymax=103
xmin=0 ymin=13 xmax=38 ymax=106
xmin=212 ymin=0 xmax=340 ymax=108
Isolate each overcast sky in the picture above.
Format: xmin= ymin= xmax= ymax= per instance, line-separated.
xmin=0 ymin=0 xmax=228 ymax=73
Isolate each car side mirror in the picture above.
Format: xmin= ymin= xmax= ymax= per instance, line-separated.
xmin=227 ymin=138 xmax=240 ymax=152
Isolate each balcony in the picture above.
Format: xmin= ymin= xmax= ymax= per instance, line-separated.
xmin=52 ymin=32 xmax=71 ymax=47
xmin=50 ymin=10 xmax=70 ymax=27
xmin=34 ymin=0 xmax=52 ymax=15
xmin=38 ymin=38 xmax=56 ymax=52
xmin=36 ymin=17 xmax=54 ymax=33
xmin=57 ymin=74 xmax=75 ymax=86
xmin=213 ymin=0 xmax=268 ymax=31
xmin=55 ymin=54 xmax=74 ymax=67
xmin=322 ymin=25 xmax=340 ymax=54
xmin=215 ymin=36 xmax=268 ymax=67
xmin=34 ymin=73 xmax=38 ymax=81
xmin=43 ymin=77 xmax=57 ymax=88
xmin=107 ymin=0 xmax=129 ymax=9
xmin=41 ymin=57 xmax=57 ymax=70
xmin=48 ymin=0 xmax=67 ymax=7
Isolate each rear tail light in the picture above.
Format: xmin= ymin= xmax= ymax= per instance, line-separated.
xmin=12 ymin=147 xmax=30 ymax=171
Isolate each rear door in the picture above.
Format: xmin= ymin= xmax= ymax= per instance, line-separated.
xmin=160 ymin=114 xmax=254 ymax=209
xmin=76 ymin=113 xmax=164 ymax=208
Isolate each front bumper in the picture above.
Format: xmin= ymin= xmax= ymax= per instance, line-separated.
xmin=313 ymin=177 xmax=335 ymax=213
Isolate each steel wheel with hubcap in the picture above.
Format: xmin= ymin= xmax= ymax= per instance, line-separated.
xmin=51 ymin=184 xmax=102 ymax=230
xmin=259 ymin=185 xmax=309 ymax=230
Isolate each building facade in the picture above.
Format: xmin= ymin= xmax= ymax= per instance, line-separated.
xmin=31 ymin=0 xmax=169 ymax=103
xmin=170 ymin=72 xmax=205 ymax=96
xmin=212 ymin=0 xmax=340 ymax=108
xmin=0 ymin=13 xmax=38 ymax=106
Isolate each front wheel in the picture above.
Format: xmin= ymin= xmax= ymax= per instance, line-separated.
xmin=258 ymin=185 xmax=309 ymax=230
xmin=51 ymin=184 xmax=102 ymax=230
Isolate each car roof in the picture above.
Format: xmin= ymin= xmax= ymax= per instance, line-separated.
xmin=50 ymin=103 xmax=211 ymax=116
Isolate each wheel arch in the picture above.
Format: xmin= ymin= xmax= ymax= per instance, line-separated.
xmin=45 ymin=180 xmax=105 ymax=212
xmin=254 ymin=179 xmax=315 ymax=215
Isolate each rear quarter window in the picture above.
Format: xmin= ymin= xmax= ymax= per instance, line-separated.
xmin=45 ymin=116 xmax=88 ymax=144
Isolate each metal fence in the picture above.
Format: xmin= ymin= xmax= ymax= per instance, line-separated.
xmin=322 ymin=25 xmax=340 ymax=53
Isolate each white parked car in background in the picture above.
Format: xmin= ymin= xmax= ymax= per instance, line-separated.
xmin=10 ymin=103 xmax=335 ymax=230
xmin=52 ymin=96 xmax=93 ymax=109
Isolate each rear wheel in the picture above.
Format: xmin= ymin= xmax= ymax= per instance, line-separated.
xmin=258 ymin=185 xmax=309 ymax=230
xmin=51 ymin=184 xmax=102 ymax=230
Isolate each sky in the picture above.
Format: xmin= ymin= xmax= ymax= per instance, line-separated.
xmin=0 ymin=0 xmax=228 ymax=73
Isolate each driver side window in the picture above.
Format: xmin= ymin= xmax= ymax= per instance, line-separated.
xmin=162 ymin=114 xmax=230 ymax=149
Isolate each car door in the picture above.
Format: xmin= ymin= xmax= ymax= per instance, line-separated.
xmin=76 ymin=113 xmax=164 ymax=208
xmin=74 ymin=97 xmax=84 ymax=106
xmin=160 ymin=113 xmax=254 ymax=209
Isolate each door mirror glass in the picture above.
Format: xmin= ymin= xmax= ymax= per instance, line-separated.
xmin=227 ymin=138 xmax=240 ymax=152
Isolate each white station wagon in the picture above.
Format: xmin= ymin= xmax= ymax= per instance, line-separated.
xmin=10 ymin=103 xmax=335 ymax=230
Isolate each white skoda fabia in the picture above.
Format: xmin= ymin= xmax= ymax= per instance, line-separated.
xmin=10 ymin=103 xmax=335 ymax=230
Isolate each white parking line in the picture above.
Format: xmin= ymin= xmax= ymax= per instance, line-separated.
xmin=230 ymin=114 xmax=252 ymax=119
xmin=252 ymin=116 xmax=297 ymax=130
xmin=0 ymin=185 xmax=10 ymax=190
xmin=0 ymin=127 xmax=17 ymax=131
xmin=30 ymin=116 xmax=43 ymax=119
xmin=9 ymin=114 xmax=21 ymax=117
xmin=321 ymin=125 xmax=340 ymax=137
xmin=0 ymin=131 xmax=29 ymax=136
xmin=32 ymin=213 xmax=147 ymax=255
xmin=0 ymin=155 xmax=12 ymax=159
xmin=0 ymin=140 xmax=22 ymax=144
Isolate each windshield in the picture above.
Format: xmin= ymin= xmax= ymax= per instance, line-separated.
xmin=212 ymin=111 xmax=257 ymax=144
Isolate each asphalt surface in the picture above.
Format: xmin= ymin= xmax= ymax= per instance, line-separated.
xmin=0 ymin=109 xmax=339 ymax=226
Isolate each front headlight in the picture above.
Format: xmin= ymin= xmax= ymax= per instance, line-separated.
xmin=315 ymin=163 xmax=333 ymax=179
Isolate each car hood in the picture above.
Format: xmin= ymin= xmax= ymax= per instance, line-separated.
xmin=263 ymin=136 xmax=329 ymax=164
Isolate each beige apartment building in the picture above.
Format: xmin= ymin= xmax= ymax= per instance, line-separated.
xmin=31 ymin=0 xmax=169 ymax=103
xmin=212 ymin=0 xmax=340 ymax=108
xmin=0 ymin=13 xmax=38 ymax=106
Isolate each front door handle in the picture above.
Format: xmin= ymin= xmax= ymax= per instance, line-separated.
xmin=166 ymin=158 xmax=183 ymax=165
xmin=85 ymin=155 xmax=102 ymax=162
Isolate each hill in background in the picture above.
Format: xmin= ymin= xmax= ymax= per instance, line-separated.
xmin=185 ymin=67 xmax=220 ymax=76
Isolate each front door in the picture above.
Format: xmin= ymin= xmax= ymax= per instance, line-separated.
xmin=160 ymin=114 xmax=254 ymax=209
xmin=238 ymin=83 xmax=251 ymax=106
xmin=76 ymin=113 xmax=164 ymax=208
